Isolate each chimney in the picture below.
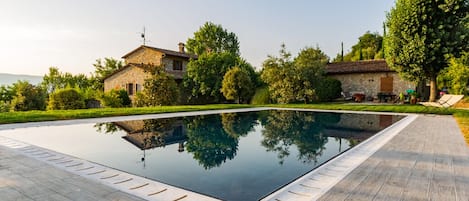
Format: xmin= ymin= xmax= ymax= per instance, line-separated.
xmin=178 ymin=42 xmax=185 ymax=53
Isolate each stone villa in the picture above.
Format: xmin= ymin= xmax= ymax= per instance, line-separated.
xmin=103 ymin=43 xmax=196 ymax=99
xmin=105 ymin=44 xmax=416 ymax=103
xmin=325 ymin=60 xmax=416 ymax=100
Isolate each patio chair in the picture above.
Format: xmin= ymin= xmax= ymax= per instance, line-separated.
xmin=419 ymin=94 xmax=464 ymax=108
xmin=341 ymin=92 xmax=353 ymax=101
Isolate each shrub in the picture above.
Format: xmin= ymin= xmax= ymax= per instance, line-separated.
xmin=47 ymin=88 xmax=85 ymax=110
xmin=315 ymin=78 xmax=342 ymax=102
xmin=251 ymin=87 xmax=271 ymax=104
xmin=10 ymin=81 xmax=47 ymax=111
xmin=0 ymin=101 xmax=10 ymax=112
xmin=100 ymin=89 xmax=131 ymax=108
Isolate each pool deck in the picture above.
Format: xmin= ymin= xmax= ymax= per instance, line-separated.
xmin=1 ymin=112 xmax=469 ymax=201
xmin=318 ymin=115 xmax=469 ymax=201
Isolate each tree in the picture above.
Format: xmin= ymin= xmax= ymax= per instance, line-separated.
xmin=334 ymin=32 xmax=384 ymax=62
xmin=140 ymin=65 xmax=179 ymax=106
xmin=439 ymin=52 xmax=469 ymax=95
xmin=385 ymin=0 xmax=468 ymax=101
xmin=92 ymin=58 xmax=124 ymax=90
xmin=221 ymin=66 xmax=254 ymax=103
xmin=184 ymin=52 xmax=238 ymax=103
xmin=42 ymin=67 xmax=93 ymax=93
xmin=10 ymin=81 xmax=46 ymax=111
xmin=261 ymin=44 xmax=328 ymax=103
xmin=186 ymin=22 xmax=240 ymax=56
xmin=293 ymin=46 xmax=329 ymax=102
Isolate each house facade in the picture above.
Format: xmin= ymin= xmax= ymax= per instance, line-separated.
xmin=325 ymin=60 xmax=416 ymax=100
xmin=103 ymin=43 xmax=196 ymax=98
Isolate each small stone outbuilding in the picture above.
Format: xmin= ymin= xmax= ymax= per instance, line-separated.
xmin=103 ymin=44 xmax=196 ymax=99
xmin=325 ymin=60 xmax=416 ymax=100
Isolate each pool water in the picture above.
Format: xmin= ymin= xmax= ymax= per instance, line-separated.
xmin=0 ymin=110 xmax=403 ymax=200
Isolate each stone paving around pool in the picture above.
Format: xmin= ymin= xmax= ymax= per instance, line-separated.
xmin=1 ymin=109 xmax=468 ymax=201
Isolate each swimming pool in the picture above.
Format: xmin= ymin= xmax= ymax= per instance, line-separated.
xmin=0 ymin=109 xmax=404 ymax=200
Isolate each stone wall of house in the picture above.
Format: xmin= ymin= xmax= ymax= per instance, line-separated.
xmin=161 ymin=56 xmax=189 ymax=71
xmin=124 ymin=48 xmax=163 ymax=65
xmin=329 ymin=72 xmax=415 ymax=98
xmin=103 ymin=65 xmax=148 ymax=96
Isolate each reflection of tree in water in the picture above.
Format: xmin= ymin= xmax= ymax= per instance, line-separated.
xmin=221 ymin=112 xmax=258 ymax=138
xmin=184 ymin=115 xmax=237 ymax=169
xmin=261 ymin=110 xmax=340 ymax=164
xmin=94 ymin=122 xmax=120 ymax=134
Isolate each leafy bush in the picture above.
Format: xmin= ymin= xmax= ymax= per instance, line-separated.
xmin=315 ymin=78 xmax=342 ymax=102
xmin=10 ymin=81 xmax=47 ymax=111
xmin=47 ymin=88 xmax=85 ymax=110
xmin=251 ymin=87 xmax=271 ymax=104
xmin=100 ymin=89 xmax=131 ymax=108
xmin=0 ymin=101 xmax=10 ymax=112
xmin=141 ymin=66 xmax=179 ymax=106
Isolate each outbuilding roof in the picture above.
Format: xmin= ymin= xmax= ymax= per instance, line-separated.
xmin=325 ymin=60 xmax=394 ymax=74
xmin=122 ymin=45 xmax=197 ymax=59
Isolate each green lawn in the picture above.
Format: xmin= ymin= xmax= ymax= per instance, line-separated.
xmin=0 ymin=104 xmax=253 ymax=124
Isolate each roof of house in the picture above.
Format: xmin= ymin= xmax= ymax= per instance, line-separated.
xmin=102 ymin=63 xmax=184 ymax=81
xmin=122 ymin=45 xmax=197 ymax=59
xmin=325 ymin=60 xmax=394 ymax=74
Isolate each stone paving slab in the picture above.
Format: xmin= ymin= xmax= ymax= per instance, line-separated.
xmin=318 ymin=115 xmax=469 ymax=201
xmin=0 ymin=145 xmax=145 ymax=201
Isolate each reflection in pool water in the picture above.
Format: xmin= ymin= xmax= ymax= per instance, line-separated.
xmin=3 ymin=110 xmax=403 ymax=200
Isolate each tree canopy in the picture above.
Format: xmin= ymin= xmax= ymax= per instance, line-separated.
xmin=333 ymin=31 xmax=384 ymax=62
xmin=221 ymin=66 xmax=254 ymax=103
xmin=92 ymin=57 xmax=124 ymax=90
xmin=385 ymin=0 xmax=468 ymax=101
xmin=186 ymin=22 xmax=240 ymax=56
xmin=261 ymin=44 xmax=331 ymax=103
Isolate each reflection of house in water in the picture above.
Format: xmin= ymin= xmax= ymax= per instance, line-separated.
xmin=322 ymin=114 xmax=402 ymax=146
xmin=114 ymin=119 xmax=187 ymax=152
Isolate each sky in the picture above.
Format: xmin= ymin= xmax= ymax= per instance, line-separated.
xmin=0 ymin=0 xmax=395 ymax=76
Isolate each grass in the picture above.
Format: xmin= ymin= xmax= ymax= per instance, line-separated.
xmin=0 ymin=104 xmax=253 ymax=124
xmin=454 ymin=112 xmax=469 ymax=146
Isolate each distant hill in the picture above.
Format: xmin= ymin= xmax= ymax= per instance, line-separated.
xmin=0 ymin=73 xmax=43 ymax=86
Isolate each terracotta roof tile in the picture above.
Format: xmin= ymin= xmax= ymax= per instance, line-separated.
xmin=325 ymin=60 xmax=393 ymax=74
xmin=122 ymin=45 xmax=197 ymax=59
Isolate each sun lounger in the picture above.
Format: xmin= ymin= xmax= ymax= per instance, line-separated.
xmin=419 ymin=94 xmax=464 ymax=108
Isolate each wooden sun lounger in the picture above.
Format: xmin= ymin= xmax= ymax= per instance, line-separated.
xmin=419 ymin=94 xmax=464 ymax=108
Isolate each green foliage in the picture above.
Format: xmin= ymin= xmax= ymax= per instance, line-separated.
xmin=251 ymin=87 xmax=271 ymax=104
xmin=334 ymin=32 xmax=384 ymax=62
xmin=184 ymin=52 xmax=238 ymax=103
xmin=261 ymin=45 xmax=328 ymax=103
xmin=185 ymin=115 xmax=239 ymax=169
xmin=47 ymin=88 xmax=85 ymax=110
xmin=385 ymin=0 xmax=468 ymax=101
xmin=10 ymin=81 xmax=47 ymax=111
xmin=92 ymin=58 xmax=124 ymax=90
xmin=0 ymin=85 xmax=14 ymax=102
xmin=42 ymin=67 xmax=93 ymax=93
xmin=315 ymin=78 xmax=342 ymax=101
xmin=186 ymin=22 xmax=240 ymax=56
xmin=100 ymin=89 xmax=131 ymax=108
xmin=221 ymin=66 xmax=254 ymax=103
xmin=439 ymin=52 xmax=469 ymax=95
xmin=140 ymin=65 xmax=179 ymax=106
xmin=0 ymin=101 xmax=10 ymax=112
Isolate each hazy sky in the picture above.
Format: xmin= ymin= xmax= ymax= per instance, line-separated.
xmin=0 ymin=0 xmax=394 ymax=76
